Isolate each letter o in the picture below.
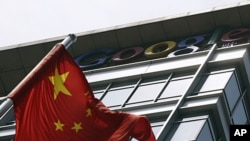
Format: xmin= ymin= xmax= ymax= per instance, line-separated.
xmin=112 ymin=47 xmax=144 ymax=64
xmin=75 ymin=49 xmax=114 ymax=70
xmin=221 ymin=28 xmax=250 ymax=42
xmin=168 ymin=46 xmax=199 ymax=57
xmin=144 ymin=41 xmax=176 ymax=59
xmin=178 ymin=35 xmax=205 ymax=49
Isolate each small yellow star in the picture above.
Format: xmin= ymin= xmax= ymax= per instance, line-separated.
xmin=54 ymin=120 xmax=64 ymax=131
xmin=71 ymin=122 xmax=83 ymax=133
xmin=86 ymin=108 xmax=92 ymax=117
xmin=49 ymin=66 xmax=72 ymax=100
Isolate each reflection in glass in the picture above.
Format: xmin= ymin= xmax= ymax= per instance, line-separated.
xmin=160 ymin=78 xmax=193 ymax=99
xmin=196 ymin=122 xmax=214 ymax=141
xmin=224 ymin=74 xmax=241 ymax=111
xmin=102 ymin=88 xmax=133 ymax=107
xmin=232 ymin=100 xmax=247 ymax=124
xmin=170 ymin=119 xmax=206 ymax=141
xmin=199 ymin=72 xmax=233 ymax=92
xmin=128 ymin=83 xmax=165 ymax=104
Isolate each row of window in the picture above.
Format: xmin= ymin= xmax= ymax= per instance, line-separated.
xmin=92 ymin=69 xmax=242 ymax=110
xmin=130 ymin=115 xmax=215 ymax=141
xmin=132 ymin=95 xmax=248 ymax=141
xmin=91 ymin=68 xmax=249 ymax=140
xmin=93 ymin=73 xmax=193 ymax=108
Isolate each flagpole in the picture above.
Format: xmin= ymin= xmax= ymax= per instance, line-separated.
xmin=0 ymin=97 xmax=12 ymax=117
xmin=0 ymin=34 xmax=77 ymax=118
xmin=61 ymin=34 xmax=77 ymax=49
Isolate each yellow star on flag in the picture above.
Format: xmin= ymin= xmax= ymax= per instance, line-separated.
xmin=72 ymin=122 xmax=83 ymax=133
xmin=86 ymin=108 xmax=92 ymax=117
xmin=49 ymin=66 xmax=71 ymax=100
xmin=54 ymin=120 xmax=65 ymax=131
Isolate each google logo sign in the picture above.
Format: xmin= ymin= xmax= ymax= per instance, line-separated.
xmin=75 ymin=27 xmax=250 ymax=70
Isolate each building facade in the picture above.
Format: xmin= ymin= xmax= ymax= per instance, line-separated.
xmin=1 ymin=2 xmax=250 ymax=141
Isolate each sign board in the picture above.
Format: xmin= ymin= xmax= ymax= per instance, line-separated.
xmin=75 ymin=27 xmax=250 ymax=70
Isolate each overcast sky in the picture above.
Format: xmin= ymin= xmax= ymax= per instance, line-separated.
xmin=0 ymin=0 xmax=248 ymax=48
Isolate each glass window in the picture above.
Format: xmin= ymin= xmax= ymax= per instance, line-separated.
xmin=159 ymin=77 xmax=193 ymax=100
xmin=151 ymin=120 xmax=166 ymax=136
xmin=92 ymin=84 xmax=110 ymax=99
xmin=224 ymin=74 xmax=241 ymax=111
xmin=100 ymin=79 xmax=139 ymax=107
xmin=127 ymin=82 xmax=165 ymax=104
xmin=102 ymin=87 xmax=134 ymax=107
xmin=170 ymin=119 xmax=206 ymax=141
xmin=169 ymin=116 xmax=215 ymax=141
xmin=232 ymin=100 xmax=247 ymax=124
xmin=94 ymin=91 xmax=104 ymax=99
xmin=196 ymin=122 xmax=214 ymax=141
xmin=198 ymin=71 xmax=233 ymax=92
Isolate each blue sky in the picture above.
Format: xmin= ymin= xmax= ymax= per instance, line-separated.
xmin=0 ymin=0 xmax=247 ymax=48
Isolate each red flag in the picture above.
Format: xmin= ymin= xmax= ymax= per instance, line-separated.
xmin=8 ymin=44 xmax=156 ymax=141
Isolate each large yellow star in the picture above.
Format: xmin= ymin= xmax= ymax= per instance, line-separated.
xmin=49 ymin=66 xmax=71 ymax=100
xmin=54 ymin=120 xmax=65 ymax=131
xmin=71 ymin=122 xmax=83 ymax=133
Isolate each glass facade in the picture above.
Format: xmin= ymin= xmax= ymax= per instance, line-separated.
xmin=88 ymin=44 xmax=250 ymax=141
xmin=168 ymin=115 xmax=214 ymax=141
xmin=1 ymin=44 xmax=250 ymax=141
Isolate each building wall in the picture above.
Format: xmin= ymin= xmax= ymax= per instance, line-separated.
xmin=1 ymin=27 xmax=250 ymax=141
xmin=86 ymin=42 xmax=250 ymax=140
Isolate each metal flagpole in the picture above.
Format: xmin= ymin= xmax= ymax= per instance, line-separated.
xmin=0 ymin=34 xmax=77 ymax=120
xmin=61 ymin=34 xmax=77 ymax=49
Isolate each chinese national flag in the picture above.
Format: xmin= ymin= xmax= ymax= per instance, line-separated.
xmin=7 ymin=44 xmax=156 ymax=141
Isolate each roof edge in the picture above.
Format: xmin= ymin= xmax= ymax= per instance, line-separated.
xmin=1 ymin=1 xmax=249 ymax=51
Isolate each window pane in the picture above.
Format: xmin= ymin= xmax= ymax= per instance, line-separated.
xmin=151 ymin=120 xmax=165 ymax=136
xmin=224 ymin=74 xmax=241 ymax=111
xmin=128 ymin=83 xmax=165 ymax=104
xmin=92 ymin=84 xmax=109 ymax=99
xmin=102 ymin=88 xmax=133 ymax=107
xmin=94 ymin=91 xmax=103 ymax=99
xmin=170 ymin=119 xmax=206 ymax=141
xmin=199 ymin=72 xmax=233 ymax=92
xmin=232 ymin=100 xmax=247 ymax=124
xmin=159 ymin=78 xmax=193 ymax=99
xmin=197 ymin=122 xmax=214 ymax=141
